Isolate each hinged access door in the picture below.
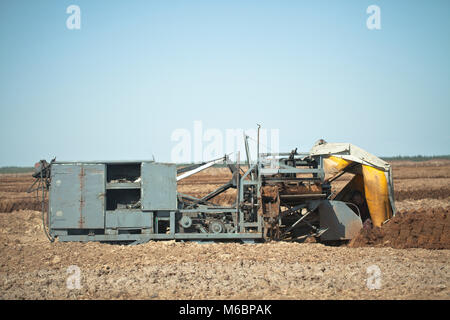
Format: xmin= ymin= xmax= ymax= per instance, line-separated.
xmin=141 ymin=162 xmax=177 ymax=211
xmin=50 ymin=163 xmax=105 ymax=229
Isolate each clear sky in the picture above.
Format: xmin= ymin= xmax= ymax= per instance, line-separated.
xmin=1 ymin=0 xmax=449 ymax=166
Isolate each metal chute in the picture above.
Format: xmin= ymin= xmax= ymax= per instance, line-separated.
xmin=310 ymin=142 xmax=395 ymax=227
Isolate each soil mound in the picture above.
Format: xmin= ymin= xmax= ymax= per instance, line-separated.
xmin=349 ymin=208 xmax=450 ymax=249
xmin=0 ymin=198 xmax=42 ymax=213
xmin=395 ymin=188 xmax=450 ymax=201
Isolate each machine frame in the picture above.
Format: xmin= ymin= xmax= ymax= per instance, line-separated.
xmin=32 ymin=135 xmax=394 ymax=244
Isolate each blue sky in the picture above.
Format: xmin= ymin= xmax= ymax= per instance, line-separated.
xmin=1 ymin=0 xmax=449 ymax=166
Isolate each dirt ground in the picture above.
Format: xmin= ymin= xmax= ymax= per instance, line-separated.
xmin=349 ymin=209 xmax=450 ymax=249
xmin=0 ymin=160 xmax=449 ymax=299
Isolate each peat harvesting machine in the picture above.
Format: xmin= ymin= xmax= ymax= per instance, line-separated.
xmin=30 ymin=132 xmax=396 ymax=244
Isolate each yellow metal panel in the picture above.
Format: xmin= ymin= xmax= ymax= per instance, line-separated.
xmin=326 ymin=156 xmax=352 ymax=171
xmin=323 ymin=156 xmax=353 ymax=180
xmin=362 ymin=165 xmax=393 ymax=227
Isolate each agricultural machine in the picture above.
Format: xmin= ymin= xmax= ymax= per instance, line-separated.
xmin=30 ymin=132 xmax=395 ymax=244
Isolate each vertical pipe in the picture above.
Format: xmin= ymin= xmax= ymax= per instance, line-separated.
xmin=256 ymin=125 xmax=262 ymax=234
xmin=236 ymin=151 xmax=241 ymax=233
xmin=170 ymin=211 xmax=175 ymax=236
xmin=244 ymin=134 xmax=255 ymax=181
xmin=257 ymin=124 xmax=261 ymax=172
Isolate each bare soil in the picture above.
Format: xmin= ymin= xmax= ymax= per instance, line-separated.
xmin=350 ymin=208 xmax=450 ymax=249
xmin=0 ymin=160 xmax=449 ymax=299
xmin=0 ymin=211 xmax=449 ymax=300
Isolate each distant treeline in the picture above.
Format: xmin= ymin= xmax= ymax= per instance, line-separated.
xmin=0 ymin=166 xmax=34 ymax=174
xmin=380 ymin=155 xmax=450 ymax=162
xmin=1 ymin=155 xmax=449 ymax=174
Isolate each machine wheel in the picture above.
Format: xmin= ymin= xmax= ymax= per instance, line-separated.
xmin=179 ymin=216 xmax=192 ymax=229
xmin=209 ymin=220 xmax=225 ymax=234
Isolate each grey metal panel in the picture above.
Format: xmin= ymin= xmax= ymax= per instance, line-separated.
xmin=385 ymin=169 xmax=397 ymax=216
xmin=141 ymin=162 xmax=177 ymax=211
xmin=319 ymin=200 xmax=363 ymax=240
xmin=105 ymin=210 xmax=153 ymax=229
xmin=50 ymin=164 xmax=81 ymax=229
xmin=50 ymin=163 xmax=105 ymax=229
xmin=309 ymin=143 xmax=390 ymax=171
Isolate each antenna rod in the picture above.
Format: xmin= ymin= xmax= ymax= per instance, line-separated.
xmin=257 ymin=124 xmax=261 ymax=167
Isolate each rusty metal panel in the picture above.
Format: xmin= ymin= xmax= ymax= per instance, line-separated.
xmin=141 ymin=162 xmax=177 ymax=211
xmin=50 ymin=163 xmax=105 ymax=229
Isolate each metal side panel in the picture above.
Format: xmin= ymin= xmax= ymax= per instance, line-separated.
xmin=105 ymin=210 xmax=153 ymax=229
xmin=141 ymin=162 xmax=177 ymax=211
xmin=318 ymin=200 xmax=363 ymax=241
xmin=50 ymin=163 xmax=105 ymax=229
